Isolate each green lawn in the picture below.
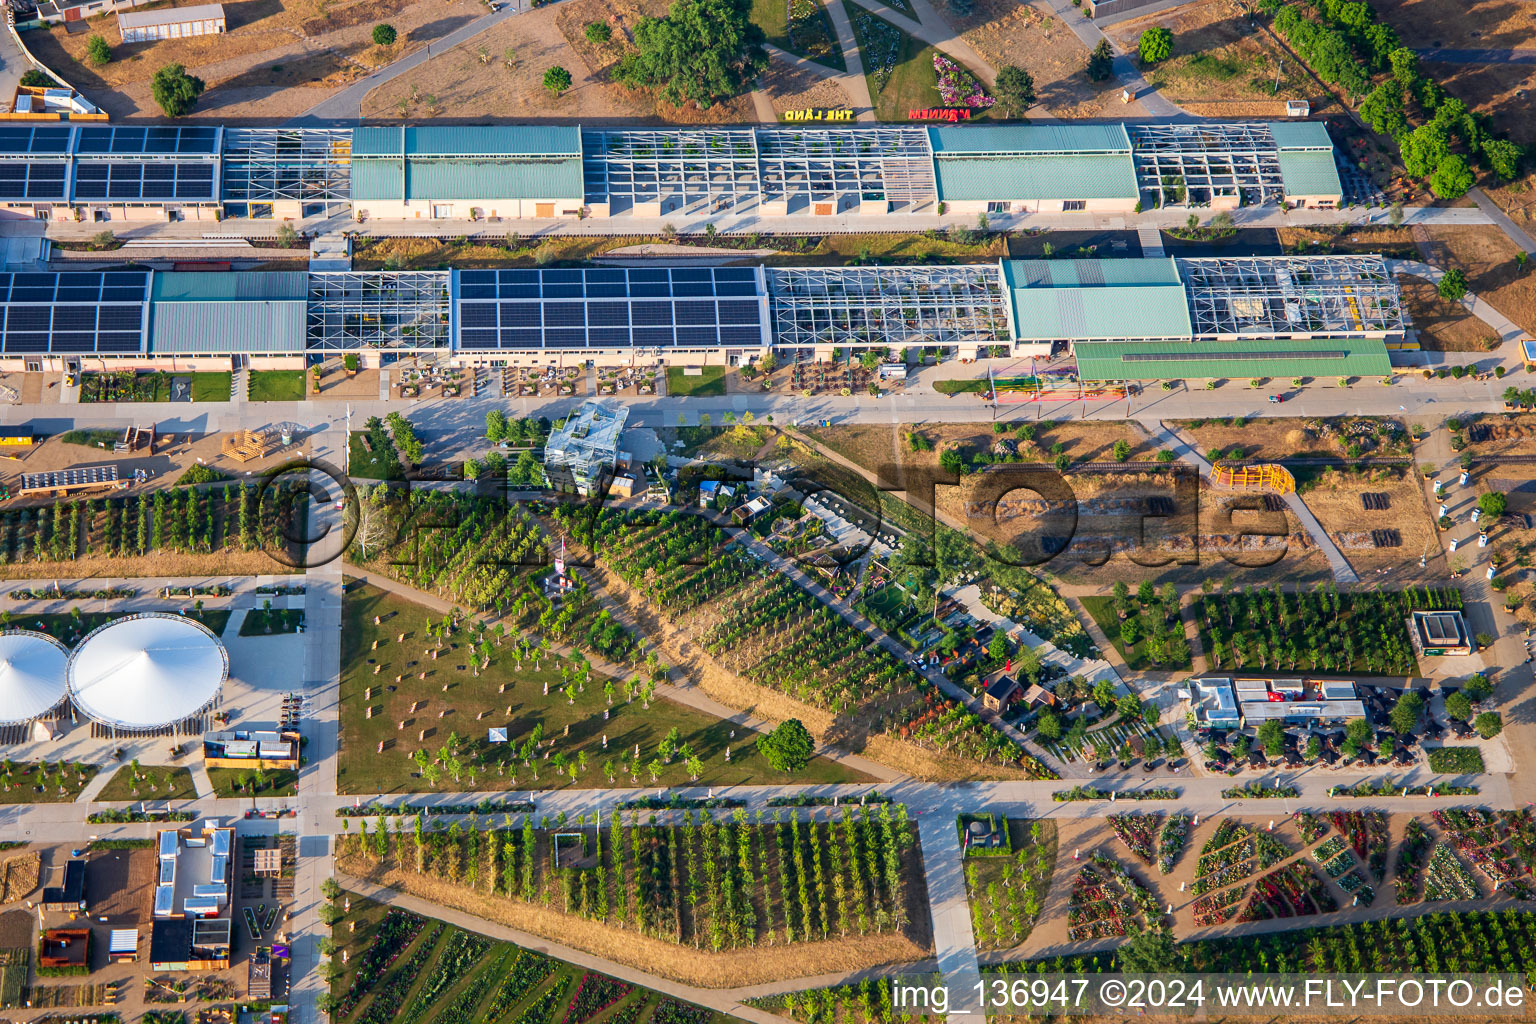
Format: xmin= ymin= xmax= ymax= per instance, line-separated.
xmin=208 ymin=767 xmax=298 ymax=798
xmin=3 ymin=609 xmax=232 ymax=646
xmin=665 ymin=366 xmax=727 ymax=397
xmin=348 ymin=431 xmax=404 ymax=481
xmin=240 ymin=606 xmax=305 ymax=636
xmin=1080 ymin=595 xmax=1191 ymax=672
xmin=95 ymin=765 xmax=196 ymax=801
xmin=331 ymin=896 xmax=732 ymax=1024
xmin=751 ymin=0 xmax=847 ymax=71
xmin=337 ymin=585 xmax=871 ymax=794
xmin=189 ymin=371 xmax=233 ymax=402
xmin=248 ymin=369 xmax=305 ymax=402
xmin=0 ymin=762 xmax=98 ymax=804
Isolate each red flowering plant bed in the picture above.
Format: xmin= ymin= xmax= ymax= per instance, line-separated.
xmin=933 ymin=54 xmax=992 ymax=110
xmin=1240 ymin=861 xmax=1338 ymax=922
xmin=1108 ymin=812 xmax=1161 ymax=867
xmin=1327 ymin=810 xmax=1390 ymax=881
xmin=563 ymin=973 xmax=633 ymax=1024
xmin=1065 ymin=853 xmax=1159 ymax=941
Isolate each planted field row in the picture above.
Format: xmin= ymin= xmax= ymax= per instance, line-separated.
xmin=337 ymin=804 xmax=918 ymax=951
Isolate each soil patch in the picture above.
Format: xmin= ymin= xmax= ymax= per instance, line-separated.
xmin=1421 ymin=226 xmax=1536 ymax=337
xmin=763 ymin=58 xmax=852 ymax=114
xmin=942 ymin=0 xmax=1119 ymax=117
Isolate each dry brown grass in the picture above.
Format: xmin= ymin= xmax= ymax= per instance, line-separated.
xmin=1399 ymin=276 xmax=1496 ymax=352
xmin=1301 ymin=467 xmax=1439 ymax=571
xmin=1178 ymin=416 xmax=1412 ymax=462
xmin=1276 ymin=226 xmax=1417 ymax=258
xmin=763 ymin=59 xmax=852 ymax=115
xmin=1421 ymin=226 xmax=1536 ymax=337
xmin=0 ymin=550 xmax=293 ymax=581
xmin=1106 ymin=0 xmax=1337 ymax=117
xmin=941 ymin=0 xmax=1120 ymax=117
xmin=0 ymin=853 xmax=39 ymax=904
xmin=1464 ymin=414 xmax=1536 ymax=457
xmin=337 ymin=852 xmax=933 ymax=988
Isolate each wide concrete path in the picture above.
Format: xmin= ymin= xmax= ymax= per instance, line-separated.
xmin=916 ymin=813 xmax=983 ymax=1023
xmin=1416 ymin=47 xmax=1536 ymax=65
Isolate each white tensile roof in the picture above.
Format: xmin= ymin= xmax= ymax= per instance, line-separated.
xmin=0 ymin=629 xmax=69 ymax=726
xmin=67 ymin=614 xmax=227 ymax=729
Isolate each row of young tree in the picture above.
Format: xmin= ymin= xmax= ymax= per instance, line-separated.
xmin=339 ymin=804 xmax=916 ymax=949
xmin=1261 ymin=0 xmax=1522 ymax=199
xmin=0 ymin=483 xmax=301 ymax=565
xmin=1200 ymin=584 xmax=1456 ymax=675
xmin=351 ymin=489 xmax=637 ymax=667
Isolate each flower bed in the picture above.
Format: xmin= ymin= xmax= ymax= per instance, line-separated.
xmin=853 ymin=11 xmax=903 ymax=93
xmin=1333 ymin=777 xmax=1478 ymax=797
xmin=1426 ymin=746 xmax=1486 ymax=774
xmin=1394 ymin=818 xmax=1433 ymax=904
xmin=1157 ymin=815 xmax=1190 ymax=874
xmin=1240 ymin=862 xmax=1337 ymax=921
xmin=1223 ymin=780 xmax=1301 ymax=799
xmin=1423 ymin=843 xmax=1481 ymax=901
xmin=1192 ymin=884 xmax=1246 ymax=926
xmin=1431 ymin=808 xmax=1536 ymax=895
xmin=563 ymin=973 xmax=632 ymax=1024
xmin=1108 ymin=813 xmax=1160 ymax=866
xmin=1053 ymin=785 xmax=1179 ymax=802
xmin=1065 ymin=853 xmax=1158 ymax=941
xmin=932 ymin=54 xmax=993 ymax=109
xmin=1192 ymin=820 xmax=1291 ymax=895
xmin=481 ymin=951 xmax=555 ymax=1022
xmin=1337 ymin=870 xmax=1376 ymax=906
xmin=1297 ymin=813 xmax=1330 ymax=845
xmin=1327 ymin=810 xmax=1389 ymax=881
xmin=787 ymin=0 xmax=842 ymax=68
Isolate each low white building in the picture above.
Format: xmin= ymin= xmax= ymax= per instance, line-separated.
xmin=119 ymin=4 xmax=226 ymax=44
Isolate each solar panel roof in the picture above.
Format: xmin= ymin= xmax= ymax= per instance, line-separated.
xmin=0 ymin=272 xmax=148 ymax=355
xmin=0 ymin=125 xmax=72 ymax=156
xmin=75 ymin=126 xmax=220 ymax=156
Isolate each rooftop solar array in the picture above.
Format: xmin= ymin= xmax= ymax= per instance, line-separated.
xmin=457 ymin=267 xmax=763 ymax=350
xmin=0 ymin=126 xmax=72 ymax=155
xmin=74 ymin=161 xmax=216 ymax=202
xmin=76 ymin=126 xmax=221 ymax=156
xmin=0 ymin=271 xmax=148 ymax=355
xmin=0 ymin=162 xmax=68 ymax=201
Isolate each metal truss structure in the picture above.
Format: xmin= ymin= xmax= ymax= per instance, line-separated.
xmin=305 ymin=272 xmax=451 ymax=352
xmin=1128 ymin=123 xmax=1284 ymax=207
xmin=222 ymin=128 xmax=352 ymax=211
xmin=766 ymin=266 xmax=1007 ymax=349
xmin=1177 ymin=255 xmax=1406 ymax=338
xmin=582 ymin=127 xmax=937 ymax=210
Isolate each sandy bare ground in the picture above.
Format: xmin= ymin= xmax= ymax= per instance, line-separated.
xmin=25 ymin=0 xmax=478 ymax=119
xmin=1106 ymin=0 xmax=1338 ymax=118
xmin=361 ymin=0 xmax=755 ymax=123
xmin=762 ymin=59 xmax=852 ymax=115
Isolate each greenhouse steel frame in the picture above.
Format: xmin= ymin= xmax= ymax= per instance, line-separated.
xmin=766 ymin=266 xmax=1008 ymax=349
xmin=305 ymin=271 xmax=452 ymax=352
xmin=582 ymin=129 xmax=762 ymax=208
xmin=582 ymin=127 xmax=937 ymax=209
xmin=1128 ymin=123 xmax=1285 ymax=207
xmin=1176 ymin=255 xmax=1406 ymax=338
xmin=221 ymin=128 xmax=352 ymax=210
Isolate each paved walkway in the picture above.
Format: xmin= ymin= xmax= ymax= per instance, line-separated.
xmin=1034 ymin=0 xmax=1179 ymax=117
xmin=948 ymin=582 xmax=1117 ymax=688
xmin=1415 ymin=47 xmax=1536 ymax=65
xmin=915 ymin=813 xmax=983 ymax=1023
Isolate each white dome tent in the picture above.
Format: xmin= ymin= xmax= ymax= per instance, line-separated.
xmin=67 ymin=613 xmax=228 ymax=733
xmin=0 ymin=629 xmax=69 ymax=728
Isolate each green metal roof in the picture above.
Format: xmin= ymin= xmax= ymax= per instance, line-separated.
xmin=1267 ymin=120 xmax=1333 ymax=150
xmin=150 ymin=300 xmax=306 ymax=354
xmin=934 ymin=153 xmax=1139 ymax=201
xmin=352 ymin=125 xmax=582 ymax=158
xmin=929 ymin=124 xmax=1130 ymax=154
xmin=1277 ymin=149 xmax=1344 ymax=199
xmin=353 ymin=155 xmax=584 ymax=201
xmin=152 ymin=271 xmax=308 ymax=302
xmin=1073 ymin=338 xmax=1392 ymax=381
xmin=1005 ymin=258 xmax=1192 ymax=342
xmin=1005 ymin=257 xmax=1182 ymax=288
